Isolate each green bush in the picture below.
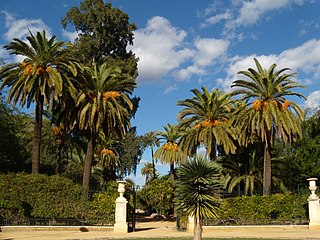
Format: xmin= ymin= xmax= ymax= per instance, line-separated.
xmin=217 ymin=194 xmax=308 ymax=225
xmin=0 ymin=173 xmax=117 ymax=224
xmin=137 ymin=176 xmax=175 ymax=215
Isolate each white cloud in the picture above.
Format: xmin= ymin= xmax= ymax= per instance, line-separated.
xmin=217 ymin=39 xmax=320 ymax=91
xmin=235 ymin=0 xmax=291 ymax=27
xmin=202 ymin=11 xmax=232 ymax=27
xmin=130 ymin=16 xmax=231 ymax=84
xmin=62 ymin=29 xmax=78 ymax=42
xmin=305 ymin=91 xmax=320 ymax=109
xmin=130 ymin=16 xmax=193 ymax=82
xmin=193 ymin=38 xmax=229 ymax=67
xmin=3 ymin=11 xmax=51 ymax=41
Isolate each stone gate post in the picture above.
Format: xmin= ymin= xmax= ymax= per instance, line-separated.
xmin=307 ymin=178 xmax=320 ymax=229
xmin=114 ymin=180 xmax=128 ymax=233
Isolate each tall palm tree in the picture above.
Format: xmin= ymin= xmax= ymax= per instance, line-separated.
xmin=177 ymin=86 xmax=237 ymax=161
xmin=141 ymin=162 xmax=156 ymax=184
xmin=154 ymin=123 xmax=185 ymax=180
xmin=76 ymin=62 xmax=135 ymax=190
xmin=143 ymin=131 xmax=160 ymax=180
xmin=176 ymin=155 xmax=222 ymax=240
xmin=0 ymin=31 xmax=78 ymax=173
xmin=231 ymin=58 xmax=305 ymax=195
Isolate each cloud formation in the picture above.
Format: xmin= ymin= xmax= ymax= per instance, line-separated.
xmin=131 ymin=16 xmax=230 ymax=83
xmin=305 ymin=91 xmax=320 ymax=110
xmin=217 ymin=39 xmax=320 ymax=91
xmin=2 ymin=11 xmax=51 ymax=41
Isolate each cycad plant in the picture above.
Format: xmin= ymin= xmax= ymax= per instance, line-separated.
xmin=176 ymin=155 xmax=222 ymax=240
xmin=231 ymin=58 xmax=305 ymax=195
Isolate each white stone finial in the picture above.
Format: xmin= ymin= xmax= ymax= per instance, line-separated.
xmin=307 ymin=178 xmax=318 ymax=200
xmin=117 ymin=180 xmax=126 ymax=198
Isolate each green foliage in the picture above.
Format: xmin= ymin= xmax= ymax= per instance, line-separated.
xmin=176 ymin=155 xmax=222 ymax=220
xmin=0 ymin=97 xmax=31 ymax=172
xmin=61 ymin=0 xmax=137 ymax=65
xmin=218 ymin=194 xmax=308 ymax=225
xmin=89 ymin=181 xmax=118 ymax=217
xmin=137 ymin=176 xmax=175 ymax=215
xmin=0 ymin=174 xmax=118 ymax=224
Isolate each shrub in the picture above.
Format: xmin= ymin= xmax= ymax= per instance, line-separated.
xmin=0 ymin=173 xmax=118 ymax=224
xmin=217 ymin=194 xmax=308 ymax=225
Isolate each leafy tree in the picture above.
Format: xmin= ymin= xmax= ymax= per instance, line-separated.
xmin=137 ymin=175 xmax=175 ymax=215
xmin=61 ymin=0 xmax=137 ymax=66
xmin=0 ymin=97 xmax=31 ymax=172
xmin=231 ymin=58 xmax=305 ymax=195
xmin=176 ymin=155 xmax=222 ymax=240
xmin=177 ymin=87 xmax=237 ymax=161
xmin=75 ymin=62 xmax=135 ymax=190
xmin=154 ymin=124 xmax=185 ymax=180
xmin=0 ymin=31 xmax=78 ymax=173
xmin=116 ymin=127 xmax=145 ymax=178
xmin=274 ymin=109 xmax=320 ymax=190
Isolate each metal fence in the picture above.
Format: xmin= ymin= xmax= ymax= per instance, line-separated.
xmin=0 ymin=216 xmax=115 ymax=226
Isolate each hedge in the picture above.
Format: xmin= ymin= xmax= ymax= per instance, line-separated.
xmin=0 ymin=173 xmax=117 ymax=225
xmin=215 ymin=194 xmax=309 ymax=225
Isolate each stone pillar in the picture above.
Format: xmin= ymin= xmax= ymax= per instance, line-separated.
xmin=114 ymin=180 xmax=128 ymax=233
xmin=187 ymin=215 xmax=194 ymax=233
xmin=307 ymin=178 xmax=320 ymax=229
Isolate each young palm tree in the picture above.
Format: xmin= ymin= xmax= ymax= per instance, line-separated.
xmin=154 ymin=123 xmax=185 ymax=180
xmin=76 ymin=62 xmax=135 ymax=190
xmin=0 ymin=31 xmax=78 ymax=173
xmin=177 ymin=86 xmax=237 ymax=161
xmin=231 ymin=58 xmax=305 ymax=195
xmin=141 ymin=162 xmax=156 ymax=184
xmin=176 ymin=155 xmax=222 ymax=240
xmin=143 ymin=131 xmax=160 ymax=180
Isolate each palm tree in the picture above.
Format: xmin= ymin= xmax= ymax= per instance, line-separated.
xmin=231 ymin=58 xmax=305 ymax=195
xmin=177 ymin=86 xmax=237 ymax=161
xmin=76 ymin=62 xmax=135 ymax=190
xmin=154 ymin=123 xmax=185 ymax=180
xmin=0 ymin=31 xmax=78 ymax=173
xmin=141 ymin=162 xmax=156 ymax=184
xmin=220 ymin=144 xmax=263 ymax=196
xmin=143 ymin=131 xmax=160 ymax=180
xmin=176 ymin=155 xmax=222 ymax=240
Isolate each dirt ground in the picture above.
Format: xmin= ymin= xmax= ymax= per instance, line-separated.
xmin=1 ymin=215 xmax=320 ymax=240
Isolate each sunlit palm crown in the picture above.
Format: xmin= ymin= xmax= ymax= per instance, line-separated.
xmin=76 ymin=62 xmax=136 ymax=135
xmin=177 ymin=86 xmax=237 ymax=158
xmin=154 ymin=123 xmax=185 ymax=165
xmin=231 ymin=58 xmax=305 ymax=144
xmin=0 ymin=31 xmax=78 ymax=107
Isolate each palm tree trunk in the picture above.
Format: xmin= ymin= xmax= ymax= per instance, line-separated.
xmin=82 ymin=130 xmax=96 ymax=192
xmin=170 ymin=162 xmax=175 ymax=181
xmin=194 ymin=217 xmax=202 ymax=240
xmin=263 ymin=133 xmax=272 ymax=195
xmin=209 ymin=139 xmax=217 ymax=161
xmin=31 ymin=96 xmax=44 ymax=174
xmin=55 ymin=141 xmax=62 ymax=175
xmin=151 ymin=147 xmax=156 ymax=180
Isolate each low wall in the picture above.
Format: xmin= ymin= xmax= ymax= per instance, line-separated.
xmin=0 ymin=226 xmax=114 ymax=232
xmin=202 ymin=224 xmax=309 ymax=232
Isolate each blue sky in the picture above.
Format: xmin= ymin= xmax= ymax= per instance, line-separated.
xmin=1 ymin=0 xmax=320 ymax=186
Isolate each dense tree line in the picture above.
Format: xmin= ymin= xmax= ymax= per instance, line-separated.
xmin=0 ymin=0 xmax=318 ymax=206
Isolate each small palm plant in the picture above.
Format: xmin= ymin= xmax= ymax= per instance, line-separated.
xmin=175 ymin=155 xmax=222 ymax=240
